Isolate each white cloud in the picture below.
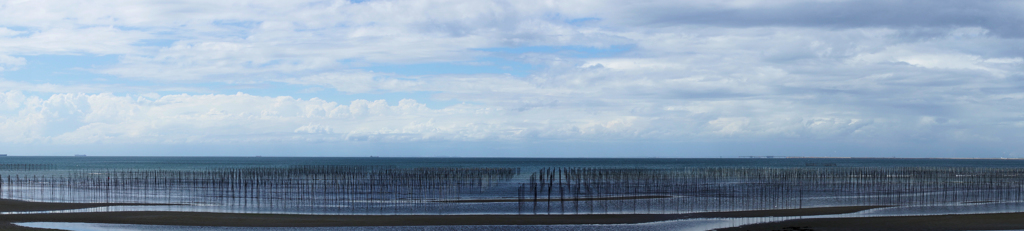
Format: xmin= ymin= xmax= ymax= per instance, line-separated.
xmin=0 ymin=91 xmax=666 ymax=144
xmin=294 ymin=123 xmax=333 ymax=134
xmin=0 ymin=27 xmax=149 ymax=55
xmin=0 ymin=0 xmax=1023 ymax=156
xmin=896 ymin=53 xmax=1020 ymax=78
xmin=283 ymin=71 xmax=421 ymax=93
xmin=0 ymin=89 xmax=951 ymax=145
xmin=708 ymin=117 xmax=751 ymax=135
xmin=0 ymin=54 xmax=26 ymax=71
xmin=0 ymin=27 xmax=22 ymax=37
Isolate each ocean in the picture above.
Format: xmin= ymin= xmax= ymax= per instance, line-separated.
xmin=5 ymin=157 xmax=1024 ymax=230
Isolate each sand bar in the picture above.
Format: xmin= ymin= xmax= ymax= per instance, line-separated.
xmin=0 ymin=199 xmax=178 ymax=212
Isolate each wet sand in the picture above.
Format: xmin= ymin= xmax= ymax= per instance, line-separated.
xmin=0 ymin=222 xmax=63 ymax=231
xmin=3 ymin=212 xmax=695 ymax=227
xmin=17 ymin=203 xmax=1024 ymax=231
xmin=0 ymin=199 xmax=177 ymax=212
xmin=718 ymin=212 xmax=1024 ymax=231
xmin=0 ymin=199 xmax=178 ymax=230
xmin=695 ymin=206 xmax=884 ymax=218
xmin=0 ymin=200 xmax=885 ymax=228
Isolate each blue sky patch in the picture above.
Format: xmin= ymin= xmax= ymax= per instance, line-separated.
xmin=3 ymin=55 xmax=119 ymax=84
xmin=363 ymin=59 xmax=533 ymax=77
xmin=135 ymin=39 xmax=178 ymax=47
xmin=479 ymin=45 xmax=633 ymax=58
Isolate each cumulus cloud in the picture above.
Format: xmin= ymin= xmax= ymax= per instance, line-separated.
xmin=0 ymin=91 xmax=641 ymax=144
xmin=0 ymin=0 xmax=1022 ymax=156
xmin=0 ymin=89 xmax=1012 ymax=148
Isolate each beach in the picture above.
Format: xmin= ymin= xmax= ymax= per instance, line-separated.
xmin=6 ymin=197 xmax=1024 ymax=230
xmin=0 ymin=199 xmax=885 ymax=230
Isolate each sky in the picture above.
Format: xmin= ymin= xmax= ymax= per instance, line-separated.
xmin=0 ymin=0 xmax=1022 ymax=157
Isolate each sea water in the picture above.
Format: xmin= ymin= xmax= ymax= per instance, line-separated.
xmin=5 ymin=157 xmax=1024 ymax=230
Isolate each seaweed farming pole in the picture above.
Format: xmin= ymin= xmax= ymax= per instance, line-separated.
xmin=517 ymin=183 xmax=524 ymax=215
xmin=558 ymin=167 xmax=565 ymax=214
xmin=573 ymin=168 xmax=581 ymax=214
xmin=19 ymin=164 xmax=1024 ymax=216
xmin=530 ymin=173 xmax=537 ymax=214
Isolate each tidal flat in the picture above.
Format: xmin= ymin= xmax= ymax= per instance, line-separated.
xmin=4 ymin=157 xmax=1024 ymax=230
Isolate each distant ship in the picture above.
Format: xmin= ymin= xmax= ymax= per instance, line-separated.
xmin=74 ymin=154 xmax=87 ymax=157
xmin=0 ymin=154 xmax=6 ymax=156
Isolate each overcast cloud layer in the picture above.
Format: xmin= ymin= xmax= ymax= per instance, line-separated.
xmin=0 ymin=0 xmax=1022 ymax=157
